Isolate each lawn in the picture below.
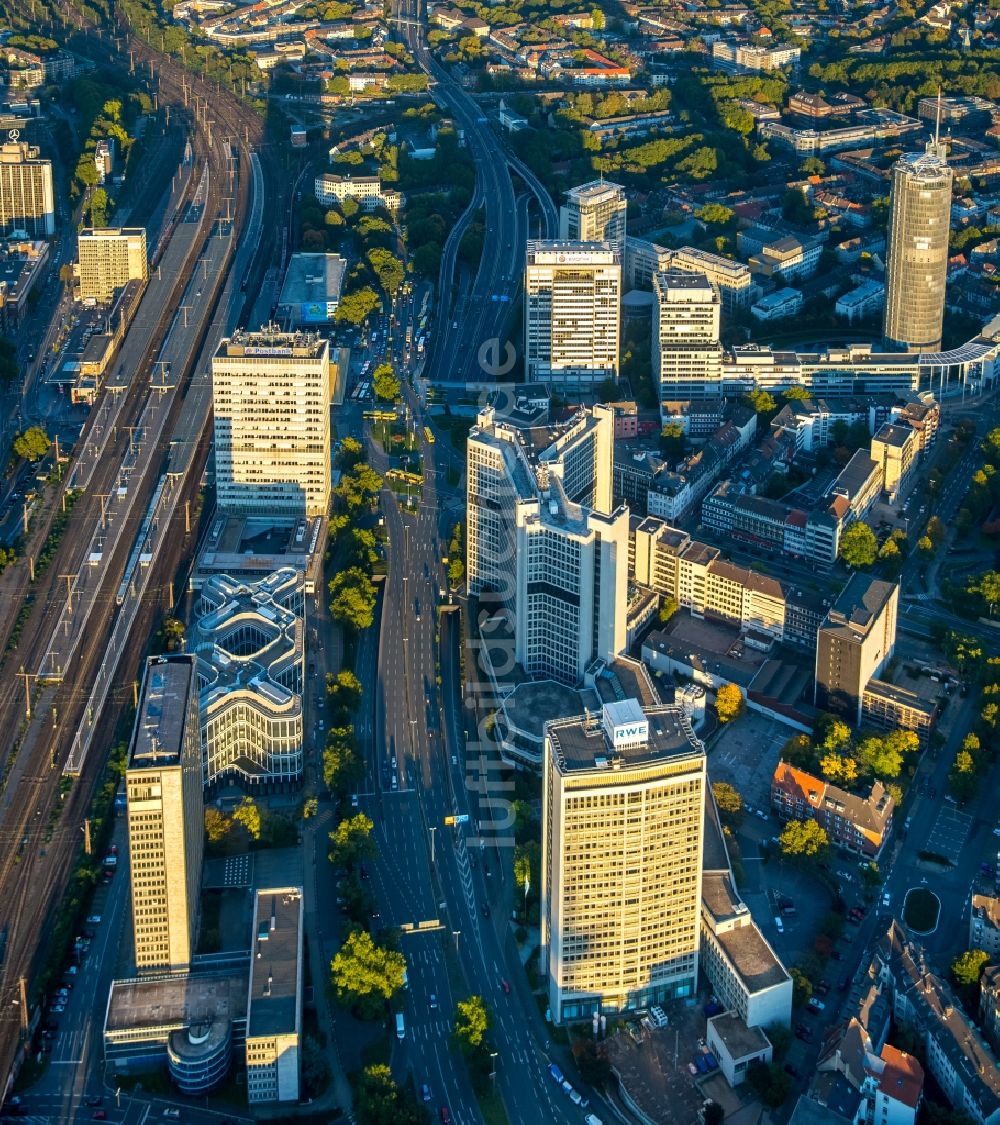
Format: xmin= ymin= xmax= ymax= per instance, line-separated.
xmin=902 ymin=887 xmax=940 ymax=934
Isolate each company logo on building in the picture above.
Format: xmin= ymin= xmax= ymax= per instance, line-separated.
xmin=609 ymin=720 xmax=649 ymax=747
xmin=602 ymin=699 xmax=650 ymax=749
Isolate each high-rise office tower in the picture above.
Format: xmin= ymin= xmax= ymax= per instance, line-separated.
xmin=467 ymin=402 xmax=627 ymax=685
xmin=883 ymin=138 xmax=952 ymax=353
xmin=541 ymin=700 xmax=706 ymax=1023
xmin=126 ymin=656 xmax=204 ymax=973
xmin=212 ymin=328 xmax=333 ymax=519
xmin=559 ymin=180 xmax=627 ymax=259
xmin=652 ymin=271 xmax=723 ymax=403
xmin=525 ymin=242 xmax=621 ymax=389
xmin=814 ymin=574 xmax=899 ymax=725
xmin=0 ymin=140 xmax=55 ymax=237
xmin=77 ymin=227 xmax=148 ymax=302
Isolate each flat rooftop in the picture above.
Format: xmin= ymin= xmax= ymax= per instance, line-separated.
xmin=566 ymin=179 xmax=624 ymax=203
xmin=130 ymin=656 xmax=196 ymax=768
xmin=105 ymin=970 xmax=248 ymax=1038
xmin=247 ymin=887 xmax=303 ymax=1040
xmin=277 ymin=252 xmax=345 ymax=309
xmin=548 ymin=703 xmax=702 ymax=773
xmin=709 ymin=1011 xmax=771 ymax=1059
xmin=216 ymin=328 xmax=327 ymax=360
xmin=715 ymin=922 xmax=790 ymax=994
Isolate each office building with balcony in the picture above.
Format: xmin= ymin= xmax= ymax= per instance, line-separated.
xmin=871 ymin=422 xmax=918 ymax=502
xmin=126 ymin=656 xmax=204 ymax=973
xmin=0 ymin=140 xmax=54 ymax=237
xmin=193 ymin=568 xmax=305 ymax=791
xmin=467 ymin=402 xmax=628 ymax=685
xmin=77 ymin=227 xmax=148 ymax=303
xmin=652 ymin=271 xmax=723 ymax=404
xmin=212 ymin=328 xmax=334 ymax=520
xmin=559 ymin=179 xmax=627 ymax=258
xmin=541 ymin=700 xmax=706 ymax=1023
xmin=525 ymin=241 xmax=621 ymax=388
xmin=814 ymin=574 xmax=898 ymax=725
xmin=883 ymin=142 xmax=953 ymax=352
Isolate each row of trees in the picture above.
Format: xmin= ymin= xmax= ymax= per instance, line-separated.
xmin=783 ymin=716 xmax=919 ymax=788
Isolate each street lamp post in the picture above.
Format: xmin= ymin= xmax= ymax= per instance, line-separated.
xmin=490 ymin=1051 xmax=498 ymax=1090
xmin=452 ymin=929 xmax=461 ymax=955
xmin=430 ymin=825 xmax=436 ymax=863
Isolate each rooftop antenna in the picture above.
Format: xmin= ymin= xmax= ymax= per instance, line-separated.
xmin=934 ymin=87 xmax=942 ymax=149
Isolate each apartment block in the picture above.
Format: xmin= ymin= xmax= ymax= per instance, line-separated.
xmin=652 ymin=271 xmax=723 ymax=404
xmin=246 ymin=887 xmax=304 ymax=1104
xmin=467 ymin=403 xmax=627 ymax=685
xmin=871 ymin=422 xmax=918 ymax=502
xmin=559 ymin=179 xmax=627 ymax=258
xmin=126 ymin=656 xmax=204 ymax=973
xmin=861 ymin=679 xmax=936 ymax=746
xmin=971 ymin=896 xmax=1000 ymax=959
xmin=814 ymin=574 xmax=898 ymax=725
xmin=525 ymin=241 xmax=621 ymax=388
xmin=701 ymin=481 xmax=841 ymax=568
xmin=670 ymin=245 xmax=754 ymax=310
xmin=771 ymin=761 xmax=894 ymax=858
xmin=212 ymin=328 xmax=333 ymax=520
xmin=828 ymin=449 xmax=883 ymax=524
xmin=711 ymin=40 xmax=801 ymax=72
xmin=313 ymin=173 xmax=401 ymax=212
xmin=0 ymin=140 xmax=55 ymax=237
xmin=77 ymin=227 xmax=148 ymax=303
xmin=541 ymin=701 xmax=706 ymax=1023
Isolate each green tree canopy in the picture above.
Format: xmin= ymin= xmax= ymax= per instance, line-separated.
xmin=779 ymin=818 xmax=829 ymax=858
xmin=715 ymin=683 xmax=744 ymax=724
xmin=328 ymin=812 xmax=376 ymax=869
xmin=329 ymin=567 xmax=377 ymax=630
xmin=330 ymin=931 xmax=406 ymax=1018
xmin=839 ymin=522 xmax=878 ymax=568
xmin=13 ymin=426 xmax=49 ymax=461
xmin=952 ymin=948 xmax=990 ymax=987
xmin=335 ymin=285 xmax=380 ymax=325
xmin=232 ymin=796 xmax=261 ymax=840
xmin=372 ymin=363 xmax=401 ymax=402
xmin=453 ymin=995 xmax=491 ymax=1052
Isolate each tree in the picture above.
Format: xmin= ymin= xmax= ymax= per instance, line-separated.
xmin=328 ymin=812 xmax=376 ymax=869
xmin=372 ymin=363 xmax=401 ymax=402
xmin=355 ymin=1063 xmax=423 ymax=1125
xmin=779 ymin=818 xmax=829 ymax=858
xmin=329 ymin=567 xmax=377 ymax=630
xmin=918 ymin=535 xmax=934 ymax=554
xmin=205 ymin=807 xmax=231 ymax=843
xmin=952 ymin=948 xmax=990 ymax=987
xmin=335 ymin=285 xmax=380 ymax=325
xmin=857 ymin=734 xmax=903 ymax=779
xmin=572 ymin=1038 xmax=611 ymax=1086
xmin=782 ymin=385 xmax=812 ymax=402
xmin=712 ymin=781 xmax=743 ymax=825
xmin=818 ymin=718 xmax=851 ymax=751
xmin=926 ymin=515 xmax=946 ymax=545
xmin=790 ymin=967 xmax=813 ymax=1007
xmin=12 ymin=426 xmax=48 ymax=461
xmin=839 ymin=522 xmax=878 ymax=568
xmin=659 ymin=595 xmax=679 ymax=624
xmin=233 ymin=796 xmax=262 ymax=840
xmin=327 ymin=670 xmax=363 ymax=715
xmin=715 ymin=683 xmax=744 ymax=724
xmin=453 ymin=995 xmax=491 ymax=1052
xmin=970 ymin=571 xmax=1000 ymax=617
xmin=744 ymin=388 xmax=777 ymax=416
xmin=513 ymin=840 xmax=539 ymax=892
xmin=448 ymin=557 xmax=465 ymax=589
xmin=367 ymin=248 xmax=404 ymax=295
xmin=746 ymin=1061 xmax=790 ymax=1109
xmin=696 ymin=202 xmax=734 ymax=226
xmin=660 ymin=421 xmax=686 ymax=459
xmin=161 ymin=616 xmax=185 ymax=651
xmin=324 ymin=727 xmax=362 ymax=792
xmin=330 ymin=931 xmax=406 ymax=1018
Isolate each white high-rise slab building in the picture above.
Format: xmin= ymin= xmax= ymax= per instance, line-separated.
xmin=467 ymin=401 xmax=628 ymax=685
xmin=542 ymin=700 xmax=706 ymax=1023
xmin=212 ymin=328 xmax=333 ymax=520
xmin=559 ymin=179 xmax=627 ymax=258
xmin=652 ymin=271 xmax=723 ymax=404
xmin=525 ymin=242 xmax=621 ymax=388
xmin=0 ymin=140 xmax=54 ymax=237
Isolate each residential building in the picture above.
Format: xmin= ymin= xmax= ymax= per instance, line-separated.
xmin=467 ymin=403 xmax=628 ymax=686
xmin=559 ymin=180 xmax=627 ymax=259
xmin=814 ymin=574 xmax=899 ymax=725
xmin=871 ymin=422 xmax=918 ymax=501
xmin=670 ymin=246 xmax=754 ymax=311
xmin=711 ymin=40 xmax=801 ymax=73
xmin=828 ymin=450 xmax=883 ymax=524
xmin=701 ymin=482 xmax=841 ymax=568
xmin=861 ymin=680 xmax=936 ymax=746
xmin=126 ymin=656 xmax=204 ymax=973
xmin=525 ymin=241 xmax=621 ymax=387
xmin=0 ymin=238 xmax=49 ymax=332
xmin=313 ymin=173 xmax=401 ymax=212
xmin=982 ymin=966 xmax=1000 ymax=1051
xmin=750 ymin=288 xmax=804 ymax=321
xmin=0 ymin=140 xmax=55 ymax=237
xmin=246 ymin=887 xmax=304 ymax=1105
xmin=212 ymin=328 xmax=333 ymax=520
xmin=541 ymin=700 xmax=707 ymax=1023
xmin=77 ymin=227 xmax=148 ymax=303
xmin=878 ymin=922 xmax=1000 ymax=1124
xmin=971 ymin=896 xmax=1000 ymax=959
xmin=94 ymin=138 xmax=114 ymax=184
xmin=836 ymin=280 xmax=885 ymax=323
xmin=771 ymin=761 xmax=895 ymax=858
xmin=883 ymin=141 xmax=953 ymax=352
xmin=652 ymin=271 xmax=723 ymax=403
xmin=194 ymin=569 xmax=305 ymax=791
xmin=748 ymin=237 xmax=823 ymax=282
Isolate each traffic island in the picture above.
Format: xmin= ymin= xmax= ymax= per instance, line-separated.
xmin=902 ymin=887 xmax=941 ymax=935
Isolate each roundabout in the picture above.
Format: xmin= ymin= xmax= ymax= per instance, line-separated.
xmin=902 ymin=886 xmax=941 ymax=935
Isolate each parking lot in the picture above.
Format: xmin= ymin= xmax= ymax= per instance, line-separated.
xmin=926 ymin=804 xmax=974 ymax=865
xmin=709 ymin=710 xmax=792 ymax=812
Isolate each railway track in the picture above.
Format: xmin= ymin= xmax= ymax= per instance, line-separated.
xmin=0 ymin=4 xmax=270 ymax=1089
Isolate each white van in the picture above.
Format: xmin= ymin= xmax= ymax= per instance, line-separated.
xmin=774 ymin=916 xmax=784 ymax=934
xmin=396 ymin=1012 xmax=406 ymax=1040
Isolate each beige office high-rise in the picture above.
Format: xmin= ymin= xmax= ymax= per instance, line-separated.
xmin=77 ymin=227 xmax=148 ymax=303
xmin=127 ymin=656 xmax=204 ymax=973
xmin=559 ymin=180 xmax=627 ymax=259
